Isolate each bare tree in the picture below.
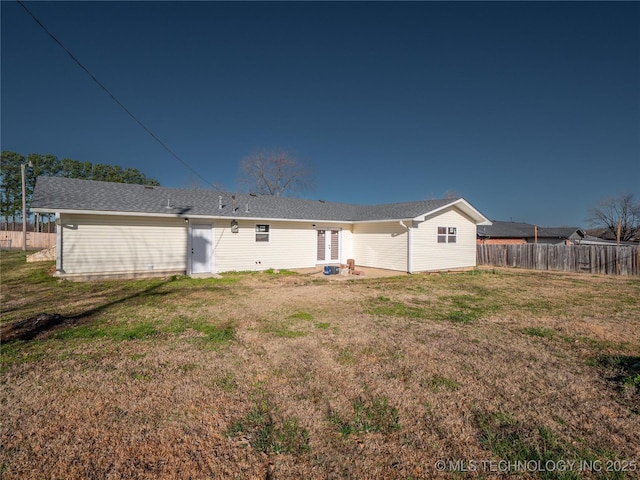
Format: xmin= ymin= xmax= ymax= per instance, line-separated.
xmin=443 ymin=189 xmax=461 ymax=200
xmin=237 ymin=149 xmax=314 ymax=197
xmin=587 ymin=193 xmax=640 ymax=242
xmin=181 ymin=174 xmax=226 ymax=192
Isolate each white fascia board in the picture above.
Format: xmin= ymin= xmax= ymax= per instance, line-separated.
xmin=29 ymin=208 xmax=354 ymax=225
xmin=30 ymin=207 xmax=58 ymax=214
xmin=456 ymin=199 xmax=491 ymax=224
xmin=231 ymin=216 xmax=352 ymax=224
xmin=351 ymin=218 xmax=414 ymax=224
xmin=31 ymin=201 xmax=492 ymax=225
xmin=413 ymin=199 xmax=491 ymax=225
xmin=31 ymin=208 xmax=195 ymax=219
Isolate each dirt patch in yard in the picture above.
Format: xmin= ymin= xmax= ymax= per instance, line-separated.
xmin=0 ymin=312 xmax=68 ymax=341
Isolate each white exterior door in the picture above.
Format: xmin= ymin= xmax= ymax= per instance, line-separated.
xmin=317 ymin=229 xmax=339 ymax=262
xmin=190 ymin=224 xmax=213 ymax=274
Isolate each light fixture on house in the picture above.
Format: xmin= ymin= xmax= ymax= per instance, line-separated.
xmin=312 ymin=224 xmax=317 ymax=229
xmin=231 ymin=220 xmax=239 ymax=233
xmin=184 ymin=218 xmax=189 ymax=224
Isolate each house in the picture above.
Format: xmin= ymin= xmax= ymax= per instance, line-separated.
xmin=30 ymin=176 xmax=491 ymax=280
xmin=585 ymin=228 xmax=640 ymax=244
xmin=477 ymin=221 xmax=585 ymax=245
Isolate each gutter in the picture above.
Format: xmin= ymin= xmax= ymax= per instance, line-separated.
xmin=30 ymin=207 xmax=356 ymax=225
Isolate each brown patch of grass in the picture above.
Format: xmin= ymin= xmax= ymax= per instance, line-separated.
xmin=1 ymin=251 xmax=639 ymax=478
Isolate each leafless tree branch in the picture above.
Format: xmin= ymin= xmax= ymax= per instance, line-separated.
xmin=237 ymin=148 xmax=314 ymax=197
xmin=587 ymin=193 xmax=640 ymax=241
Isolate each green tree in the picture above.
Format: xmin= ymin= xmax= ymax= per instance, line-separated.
xmin=1 ymin=151 xmax=160 ymax=229
xmin=23 ymin=154 xmax=65 ymax=228
xmin=0 ymin=151 xmax=25 ymax=228
xmin=59 ymin=158 xmax=92 ymax=179
xmin=25 ymin=154 xmax=61 ymax=198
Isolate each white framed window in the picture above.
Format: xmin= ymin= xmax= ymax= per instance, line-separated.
xmin=255 ymin=224 xmax=270 ymax=242
xmin=438 ymin=226 xmax=457 ymax=244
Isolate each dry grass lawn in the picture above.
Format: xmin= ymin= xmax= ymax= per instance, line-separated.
xmin=1 ymin=251 xmax=639 ymax=479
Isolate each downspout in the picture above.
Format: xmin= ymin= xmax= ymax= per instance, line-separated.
xmin=186 ymin=222 xmax=192 ymax=276
xmin=399 ymin=221 xmax=413 ymax=274
xmin=55 ymin=212 xmax=63 ymax=273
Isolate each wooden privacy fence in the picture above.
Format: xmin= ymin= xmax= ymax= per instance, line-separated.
xmin=0 ymin=231 xmax=56 ymax=250
xmin=477 ymin=244 xmax=639 ymax=276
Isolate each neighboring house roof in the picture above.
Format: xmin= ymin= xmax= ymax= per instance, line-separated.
xmin=477 ymin=221 xmax=585 ymax=239
xmin=579 ymin=233 xmax=639 ymax=246
xmin=586 ymin=228 xmax=640 ymax=243
xmin=579 ymin=234 xmax=620 ymax=246
xmin=477 ymin=221 xmax=534 ymax=238
xmin=31 ymin=176 xmax=491 ymax=224
xmin=537 ymin=227 xmax=585 ymax=239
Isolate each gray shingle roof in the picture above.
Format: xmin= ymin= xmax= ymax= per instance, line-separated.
xmin=478 ymin=221 xmax=584 ymax=239
xmin=537 ymin=227 xmax=585 ymax=239
xmin=477 ymin=221 xmax=534 ymax=238
xmin=30 ymin=176 xmax=465 ymax=222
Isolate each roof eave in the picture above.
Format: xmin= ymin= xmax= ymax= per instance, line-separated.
xmin=413 ymin=199 xmax=491 ymax=225
xmin=31 ymin=207 xmax=197 ymax=219
xmin=33 ymin=199 xmax=492 ymax=225
xmin=30 ymin=207 xmax=355 ymax=224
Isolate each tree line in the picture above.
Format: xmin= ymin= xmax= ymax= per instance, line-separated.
xmin=1 ymin=151 xmax=159 ymax=228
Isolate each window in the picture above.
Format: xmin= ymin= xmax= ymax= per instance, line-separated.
xmin=448 ymin=227 xmax=457 ymax=243
xmin=255 ymin=224 xmax=270 ymax=242
xmin=438 ymin=226 xmax=457 ymax=244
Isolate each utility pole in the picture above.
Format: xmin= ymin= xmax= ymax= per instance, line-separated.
xmin=21 ymin=161 xmax=32 ymax=251
xmin=0 ymin=184 xmax=7 ymax=232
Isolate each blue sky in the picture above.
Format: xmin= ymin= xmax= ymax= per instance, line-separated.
xmin=2 ymin=1 xmax=639 ymax=227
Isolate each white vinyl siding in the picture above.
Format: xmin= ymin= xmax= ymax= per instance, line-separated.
xmin=214 ymin=220 xmax=352 ymax=272
xmin=338 ymin=226 xmax=353 ymax=264
xmin=57 ymin=208 xmax=478 ymax=277
xmin=59 ymin=214 xmax=354 ymax=276
xmin=60 ymin=214 xmax=187 ymax=274
xmin=351 ymin=222 xmax=408 ymax=271
xmin=412 ymin=208 xmax=477 ymax=272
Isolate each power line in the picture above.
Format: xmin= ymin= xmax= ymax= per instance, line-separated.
xmin=16 ymin=0 xmax=215 ymax=189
